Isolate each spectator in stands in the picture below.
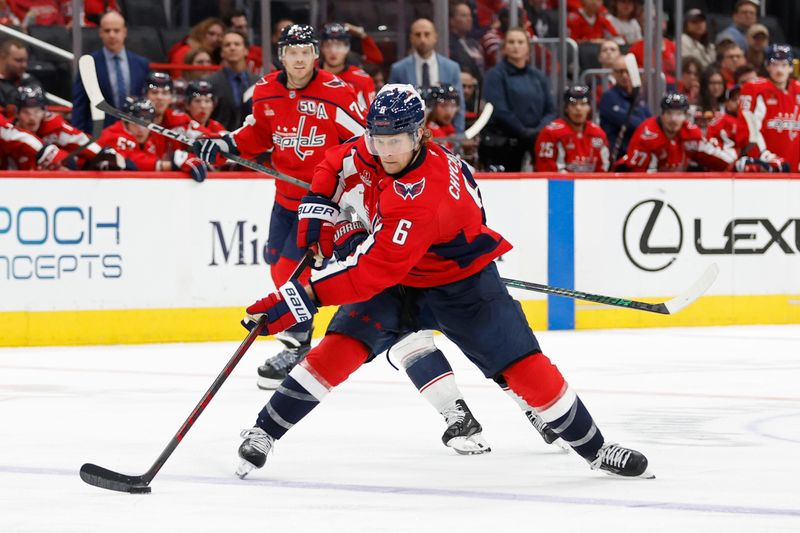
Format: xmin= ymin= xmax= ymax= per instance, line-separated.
xmin=629 ymin=15 xmax=677 ymax=86
xmin=12 ymin=0 xmax=64 ymax=30
xmin=719 ymin=44 xmax=746 ymax=88
xmin=460 ymin=69 xmax=479 ymax=114
xmin=607 ymin=0 xmax=641 ymax=45
xmin=14 ymin=84 xmax=123 ymax=170
xmin=480 ymin=6 xmax=533 ymax=69
xmin=0 ymin=0 xmax=21 ymax=26
xmin=716 ymin=0 xmax=760 ymax=52
xmin=319 ymin=23 xmax=376 ymax=108
xmin=699 ymin=66 xmax=726 ymax=113
xmin=524 ymin=0 xmax=558 ymax=39
xmin=183 ymin=48 xmax=214 ymax=81
xmin=733 ymin=63 xmax=758 ymax=85
xmin=598 ymin=39 xmax=620 ymax=69
xmin=479 ymin=27 xmax=556 ymax=172
xmin=80 ymin=0 xmax=120 ymax=27
xmin=681 ymin=8 xmax=715 ymax=69
xmin=224 ymin=9 xmax=265 ymax=74
xmin=567 ymin=0 xmax=621 ymax=44
xmin=449 ymin=1 xmax=485 ymax=81
xmin=679 ymin=56 xmax=703 ymax=105
xmin=184 ymin=79 xmax=226 ymax=135
xmin=389 ymin=18 xmax=465 ymax=132
xmin=599 ymin=54 xmax=651 ymax=157
xmin=97 ymin=96 xmax=206 ymax=181
xmin=339 ymin=23 xmax=385 ymax=66
xmin=745 ymin=24 xmax=769 ymax=73
xmin=535 ymin=85 xmax=610 ymax=172
xmin=168 ymin=17 xmax=225 ymax=72
xmin=71 ymin=11 xmax=149 ymax=134
xmin=0 ymin=38 xmax=40 ymax=109
xmin=208 ymin=30 xmax=258 ymax=132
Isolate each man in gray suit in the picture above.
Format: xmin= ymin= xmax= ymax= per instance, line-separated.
xmin=389 ymin=18 xmax=465 ymax=132
xmin=208 ymin=30 xmax=259 ymax=131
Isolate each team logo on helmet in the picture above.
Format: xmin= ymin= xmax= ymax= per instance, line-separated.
xmin=393 ymin=177 xmax=426 ymax=200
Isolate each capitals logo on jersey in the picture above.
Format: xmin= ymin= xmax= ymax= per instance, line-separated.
xmin=393 ymin=177 xmax=426 ymax=200
xmin=271 ymin=115 xmax=327 ymax=160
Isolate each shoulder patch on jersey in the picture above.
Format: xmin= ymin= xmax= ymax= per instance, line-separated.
xmin=641 ymin=126 xmax=658 ymax=140
xmin=323 ymin=78 xmax=347 ymax=89
xmin=352 ymin=68 xmax=370 ymax=78
xmin=393 ymin=177 xmax=426 ymax=200
xmin=591 ymin=136 xmax=604 ymax=148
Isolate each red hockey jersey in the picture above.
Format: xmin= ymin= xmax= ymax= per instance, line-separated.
xmin=233 ymin=69 xmax=366 ymax=210
xmin=620 ymin=116 xmax=735 ymax=172
xmin=534 ymin=118 xmax=609 ymax=172
xmin=706 ymin=112 xmax=739 ymax=153
xmin=0 ymin=113 xmax=45 ymax=170
xmin=334 ymin=65 xmax=376 ymax=109
xmin=737 ymin=78 xmax=800 ymax=172
xmin=567 ymin=10 xmax=619 ymax=42
xmin=150 ymin=108 xmax=194 ymax=158
xmin=97 ymin=121 xmax=161 ymax=171
xmin=34 ymin=112 xmax=101 ymax=168
xmin=308 ymin=138 xmax=512 ymax=306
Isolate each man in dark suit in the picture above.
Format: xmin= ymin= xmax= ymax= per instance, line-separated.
xmin=388 ymin=18 xmax=466 ymax=132
xmin=208 ymin=30 xmax=259 ymax=131
xmin=71 ymin=11 xmax=150 ymax=134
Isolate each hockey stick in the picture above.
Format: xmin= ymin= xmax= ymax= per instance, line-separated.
xmin=77 ymin=55 xmax=310 ymax=190
xmin=739 ymin=109 xmax=762 ymax=156
xmin=609 ymin=54 xmax=642 ymax=163
xmin=79 ymin=252 xmax=315 ymax=494
xmin=501 ymin=263 xmax=718 ymax=315
xmin=434 ymin=103 xmax=494 ymax=143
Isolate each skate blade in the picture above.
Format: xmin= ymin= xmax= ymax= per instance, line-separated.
xmin=552 ymin=438 xmax=571 ymax=453
xmin=256 ymin=376 xmax=281 ymax=390
xmin=599 ymin=466 xmax=656 ymax=480
xmin=446 ymin=434 xmax=492 ymax=455
xmin=235 ymin=459 xmax=258 ymax=479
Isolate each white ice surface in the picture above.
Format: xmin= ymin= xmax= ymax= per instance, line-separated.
xmin=1 ymin=325 xmax=799 ymax=532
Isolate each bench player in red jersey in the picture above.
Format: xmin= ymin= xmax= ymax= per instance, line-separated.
xmin=232 ymin=84 xmax=655 ymax=480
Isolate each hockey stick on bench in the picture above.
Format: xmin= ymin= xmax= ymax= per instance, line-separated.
xmin=434 ymin=103 xmax=494 ymax=144
xmin=77 ymin=55 xmax=310 ymax=190
xmin=501 ymin=263 xmax=718 ymax=315
xmin=79 ymin=251 xmax=315 ymax=494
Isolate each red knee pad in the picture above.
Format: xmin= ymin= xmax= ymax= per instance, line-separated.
xmin=502 ymin=353 xmax=566 ymax=410
xmin=303 ymin=333 xmax=369 ymax=388
xmin=270 ymin=257 xmax=311 ymax=287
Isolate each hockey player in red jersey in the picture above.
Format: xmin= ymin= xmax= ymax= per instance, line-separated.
xmin=706 ymin=84 xmax=741 ymax=155
xmin=421 ymin=84 xmax=459 ymax=150
xmin=142 ymin=72 xmax=196 ymax=158
xmin=535 ymin=85 xmax=609 ymax=172
xmin=616 ymin=92 xmax=768 ymax=172
xmin=14 ymin=85 xmax=124 ymax=170
xmin=737 ymin=44 xmax=800 ymax=172
xmin=319 ymin=23 xmax=376 ymax=111
xmin=183 ymin=79 xmax=227 ymax=137
xmin=97 ymin=97 xmax=206 ymax=181
xmin=233 ymin=84 xmax=654 ymax=480
xmin=0 ymin=112 xmax=65 ymax=170
xmin=193 ymin=24 xmax=367 ymax=388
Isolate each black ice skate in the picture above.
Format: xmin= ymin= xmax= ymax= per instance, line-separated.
xmin=590 ymin=442 xmax=655 ymax=479
xmin=441 ymin=399 xmax=491 ymax=455
xmin=257 ymin=329 xmax=312 ymax=390
xmin=525 ymin=410 xmax=570 ymax=452
xmin=236 ymin=427 xmax=275 ymax=479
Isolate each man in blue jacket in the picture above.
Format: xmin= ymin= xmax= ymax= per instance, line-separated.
xmin=71 ymin=11 xmax=150 ymax=134
xmin=599 ymin=55 xmax=651 ymax=160
xmin=388 ymin=18 xmax=465 ymax=133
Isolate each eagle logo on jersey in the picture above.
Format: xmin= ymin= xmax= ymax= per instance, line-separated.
xmin=641 ymin=126 xmax=658 ymax=140
xmin=323 ymin=78 xmax=347 ymax=88
xmin=393 ymin=177 xmax=426 ymax=200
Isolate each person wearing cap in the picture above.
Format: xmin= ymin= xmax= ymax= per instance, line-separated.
xmin=716 ymin=0 xmax=760 ymax=52
xmin=745 ymin=24 xmax=770 ymax=73
xmin=71 ymin=11 xmax=150 ymax=134
xmin=737 ymin=44 xmax=800 ymax=172
xmin=681 ymin=8 xmax=715 ymax=69
xmin=319 ymin=23 xmax=376 ymax=109
xmin=535 ymin=85 xmax=609 ymax=172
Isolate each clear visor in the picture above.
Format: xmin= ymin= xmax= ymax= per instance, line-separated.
xmin=365 ymin=131 xmax=420 ymax=157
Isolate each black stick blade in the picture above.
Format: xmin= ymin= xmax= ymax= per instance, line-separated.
xmin=80 ymin=463 xmax=151 ymax=494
